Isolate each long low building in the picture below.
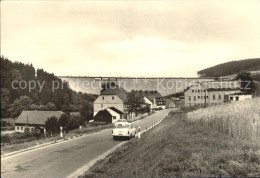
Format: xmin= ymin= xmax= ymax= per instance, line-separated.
xmin=15 ymin=111 xmax=63 ymax=133
xmin=184 ymin=81 xmax=242 ymax=107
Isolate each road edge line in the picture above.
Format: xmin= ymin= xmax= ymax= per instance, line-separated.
xmin=69 ymin=110 xmax=174 ymax=178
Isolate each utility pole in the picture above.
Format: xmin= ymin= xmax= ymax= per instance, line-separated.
xmin=204 ymin=89 xmax=207 ymax=108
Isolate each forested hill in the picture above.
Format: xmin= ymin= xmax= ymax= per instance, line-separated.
xmin=0 ymin=56 xmax=97 ymax=118
xmin=197 ymin=58 xmax=260 ymax=77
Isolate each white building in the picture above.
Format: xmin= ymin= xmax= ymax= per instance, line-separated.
xmin=142 ymin=90 xmax=166 ymax=110
xmin=228 ymin=93 xmax=252 ymax=102
xmin=106 ymin=107 xmax=124 ymax=123
xmin=184 ymin=81 xmax=241 ymax=107
xmin=93 ymin=87 xmax=128 ymax=118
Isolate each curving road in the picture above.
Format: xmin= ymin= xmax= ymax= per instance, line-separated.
xmin=1 ymin=109 xmax=175 ymax=178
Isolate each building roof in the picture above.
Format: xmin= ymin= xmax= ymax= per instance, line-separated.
xmin=207 ymin=88 xmax=241 ymax=91
xmin=15 ymin=111 xmax=63 ymax=125
xmin=228 ymin=92 xmax=252 ymax=96
xmin=202 ymin=81 xmax=241 ymax=90
xmin=108 ymin=107 xmax=124 ymax=115
xmin=93 ymin=110 xmax=112 ymax=120
xmin=142 ymin=90 xmax=164 ymax=103
xmin=100 ymin=87 xmax=128 ymax=101
xmin=185 ymin=81 xmax=241 ymax=92
xmin=165 ymin=99 xmax=175 ymax=108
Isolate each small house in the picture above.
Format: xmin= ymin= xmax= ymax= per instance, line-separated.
xmin=228 ymin=93 xmax=252 ymax=102
xmin=142 ymin=90 xmax=166 ymax=110
xmin=93 ymin=110 xmax=113 ymax=124
xmin=107 ymin=107 xmax=124 ymax=123
xmin=15 ymin=111 xmax=63 ymax=133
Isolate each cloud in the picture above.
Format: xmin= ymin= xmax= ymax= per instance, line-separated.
xmin=1 ymin=1 xmax=260 ymax=77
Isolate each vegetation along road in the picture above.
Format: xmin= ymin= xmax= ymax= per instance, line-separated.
xmin=1 ymin=109 xmax=175 ymax=178
xmin=82 ymin=100 xmax=260 ymax=178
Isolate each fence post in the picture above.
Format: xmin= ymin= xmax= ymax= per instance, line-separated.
xmin=44 ymin=128 xmax=46 ymax=141
xmin=60 ymin=127 xmax=63 ymax=138
xmin=138 ymin=126 xmax=141 ymax=139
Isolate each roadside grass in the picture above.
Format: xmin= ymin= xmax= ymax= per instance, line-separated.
xmin=1 ymin=118 xmax=15 ymax=131
xmin=1 ymin=124 xmax=114 ymax=155
xmin=1 ymin=111 xmax=153 ymax=155
xmin=82 ymin=113 xmax=260 ymax=178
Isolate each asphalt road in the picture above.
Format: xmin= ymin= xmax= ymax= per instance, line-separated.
xmin=1 ymin=109 xmax=175 ymax=178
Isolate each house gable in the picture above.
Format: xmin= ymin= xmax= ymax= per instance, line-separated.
xmin=93 ymin=110 xmax=113 ymax=123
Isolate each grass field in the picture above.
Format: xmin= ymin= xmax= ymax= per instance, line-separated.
xmin=81 ymin=112 xmax=260 ymax=177
xmin=187 ymin=98 xmax=260 ymax=141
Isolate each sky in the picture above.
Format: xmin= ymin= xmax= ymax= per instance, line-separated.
xmin=1 ymin=0 xmax=260 ymax=77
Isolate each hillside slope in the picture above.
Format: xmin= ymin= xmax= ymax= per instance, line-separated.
xmin=198 ymin=58 xmax=260 ymax=77
xmin=0 ymin=56 xmax=97 ymax=118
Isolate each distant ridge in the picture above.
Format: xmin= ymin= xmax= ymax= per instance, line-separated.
xmin=198 ymin=58 xmax=260 ymax=77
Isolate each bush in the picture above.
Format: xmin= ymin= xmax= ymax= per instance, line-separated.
xmin=24 ymin=127 xmax=31 ymax=137
xmin=31 ymin=128 xmax=41 ymax=139
xmin=1 ymin=120 xmax=12 ymax=127
xmin=66 ymin=115 xmax=80 ymax=130
xmin=1 ymin=134 xmax=11 ymax=143
xmin=45 ymin=116 xmax=59 ymax=133
xmin=58 ymin=113 xmax=70 ymax=127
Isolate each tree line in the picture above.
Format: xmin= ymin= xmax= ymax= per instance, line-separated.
xmin=198 ymin=58 xmax=260 ymax=77
xmin=0 ymin=56 xmax=97 ymax=120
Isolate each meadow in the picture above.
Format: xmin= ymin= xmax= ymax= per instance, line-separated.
xmin=187 ymin=98 xmax=260 ymax=141
xmin=82 ymin=102 xmax=260 ymax=177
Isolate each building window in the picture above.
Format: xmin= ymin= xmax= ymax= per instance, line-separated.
xmin=112 ymin=96 xmax=114 ymax=100
xmin=224 ymin=94 xmax=228 ymax=100
xmin=194 ymin=96 xmax=196 ymax=101
xmin=198 ymin=96 xmax=200 ymax=99
xmin=113 ymin=116 xmax=116 ymax=119
xmin=236 ymin=96 xmax=239 ymax=101
xmin=102 ymin=97 xmax=104 ymax=100
xmin=213 ymin=94 xmax=215 ymax=100
xmin=198 ymin=90 xmax=200 ymax=93
xmin=189 ymin=96 xmax=191 ymax=101
xmin=230 ymin=97 xmax=233 ymax=101
xmin=17 ymin=127 xmax=19 ymax=130
xmin=21 ymin=127 xmax=23 ymax=130
xmin=207 ymin=96 xmax=209 ymax=99
xmin=192 ymin=90 xmax=194 ymax=93
xmin=218 ymin=94 xmax=221 ymax=100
